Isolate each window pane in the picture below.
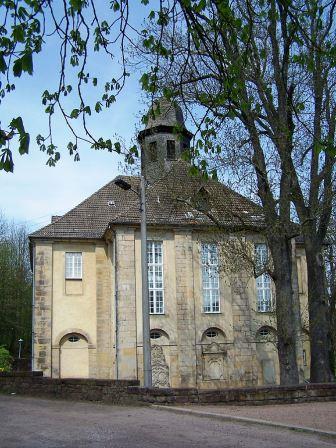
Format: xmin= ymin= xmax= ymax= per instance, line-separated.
xmin=148 ymin=265 xmax=154 ymax=289
xmin=155 ymin=291 xmax=163 ymax=314
xmin=255 ymin=243 xmax=268 ymax=270
xmin=149 ymin=290 xmax=154 ymax=314
xmin=256 ymin=272 xmax=272 ymax=312
xmin=201 ymin=243 xmax=220 ymax=313
xmin=65 ymin=252 xmax=82 ymax=279
xmin=147 ymin=241 xmax=164 ymax=314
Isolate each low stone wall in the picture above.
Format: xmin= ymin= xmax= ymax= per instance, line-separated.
xmin=129 ymin=382 xmax=336 ymax=405
xmin=0 ymin=373 xmax=335 ymax=406
xmin=0 ymin=372 xmax=139 ymax=404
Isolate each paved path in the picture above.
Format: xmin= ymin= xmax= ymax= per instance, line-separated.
xmin=182 ymin=401 xmax=336 ymax=432
xmin=0 ymin=395 xmax=335 ymax=448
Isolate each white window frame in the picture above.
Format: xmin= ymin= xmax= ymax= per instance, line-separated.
xmin=147 ymin=241 xmax=164 ymax=314
xmin=201 ymin=243 xmax=220 ymax=313
xmin=255 ymin=243 xmax=273 ymax=312
xmin=65 ymin=252 xmax=82 ymax=280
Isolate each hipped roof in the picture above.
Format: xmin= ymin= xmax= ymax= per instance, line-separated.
xmin=29 ymin=161 xmax=265 ymax=240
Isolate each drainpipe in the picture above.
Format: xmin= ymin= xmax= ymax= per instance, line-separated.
xmin=110 ymin=229 xmax=119 ymax=379
xmin=31 ymin=243 xmax=35 ymax=371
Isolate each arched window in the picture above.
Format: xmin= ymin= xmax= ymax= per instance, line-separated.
xmin=150 ymin=329 xmax=169 ymax=342
xmin=68 ymin=335 xmax=80 ymax=342
xmin=256 ymin=326 xmax=277 ymax=341
xmin=150 ymin=331 xmax=162 ymax=340
xmin=201 ymin=327 xmax=226 ymax=343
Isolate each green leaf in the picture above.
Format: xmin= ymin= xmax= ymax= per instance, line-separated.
xmin=112 ymin=1 xmax=120 ymax=11
xmin=10 ymin=117 xmax=25 ymax=135
xmin=92 ymin=77 xmax=97 ymax=86
xmin=0 ymin=149 xmax=14 ymax=172
xmin=195 ymin=0 xmax=206 ymax=13
xmin=18 ymin=132 xmax=30 ymax=155
xmin=12 ymin=25 xmax=25 ymax=43
xmin=21 ymin=52 xmax=33 ymax=75
xmin=70 ymin=0 xmax=84 ymax=11
xmin=189 ymin=165 xmax=199 ymax=176
xmin=95 ymin=102 xmax=102 ymax=113
xmin=0 ymin=53 xmax=7 ymax=74
xmin=13 ymin=59 xmax=22 ymax=77
xmin=70 ymin=109 xmax=80 ymax=119
xmin=84 ymin=105 xmax=91 ymax=115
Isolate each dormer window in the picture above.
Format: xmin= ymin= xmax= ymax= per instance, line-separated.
xmin=148 ymin=141 xmax=157 ymax=162
xmin=167 ymin=140 xmax=175 ymax=160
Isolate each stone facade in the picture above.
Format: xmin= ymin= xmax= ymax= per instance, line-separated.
xmin=30 ymin=99 xmax=311 ymax=388
xmin=31 ymin=228 xmax=310 ymax=388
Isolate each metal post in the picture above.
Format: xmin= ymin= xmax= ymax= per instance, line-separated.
xmin=18 ymin=338 xmax=23 ymax=359
xmin=140 ymin=175 xmax=152 ymax=387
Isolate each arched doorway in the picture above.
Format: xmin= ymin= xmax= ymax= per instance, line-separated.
xmin=256 ymin=326 xmax=279 ymax=385
xmin=60 ymin=333 xmax=89 ymax=378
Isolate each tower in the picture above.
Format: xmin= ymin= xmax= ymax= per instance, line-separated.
xmin=138 ymin=98 xmax=193 ymax=183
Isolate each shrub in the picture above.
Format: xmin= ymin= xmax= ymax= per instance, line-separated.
xmin=0 ymin=345 xmax=13 ymax=372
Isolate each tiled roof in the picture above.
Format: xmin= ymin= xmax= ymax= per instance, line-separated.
xmin=29 ymin=161 xmax=265 ymax=240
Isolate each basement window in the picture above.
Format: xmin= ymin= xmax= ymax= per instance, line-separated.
xmin=150 ymin=331 xmax=162 ymax=340
xmin=68 ymin=335 xmax=80 ymax=343
xmin=205 ymin=329 xmax=218 ymax=338
xmin=259 ymin=327 xmax=270 ymax=337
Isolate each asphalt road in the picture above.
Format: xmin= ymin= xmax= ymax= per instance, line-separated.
xmin=0 ymin=395 xmax=335 ymax=448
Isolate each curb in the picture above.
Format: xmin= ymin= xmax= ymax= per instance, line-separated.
xmin=151 ymin=405 xmax=336 ymax=441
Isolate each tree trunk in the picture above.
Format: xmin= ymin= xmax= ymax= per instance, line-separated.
xmin=305 ymin=242 xmax=333 ymax=383
xmin=330 ymin=286 xmax=336 ymax=378
xmin=268 ymin=235 xmax=300 ymax=385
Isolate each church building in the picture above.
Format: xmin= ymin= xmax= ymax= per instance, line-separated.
xmin=29 ymin=100 xmax=310 ymax=388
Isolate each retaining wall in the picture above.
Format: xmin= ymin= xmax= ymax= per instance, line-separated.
xmin=0 ymin=372 xmax=335 ymax=406
xmin=130 ymin=382 xmax=336 ymax=405
xmin=0 ymin=372 xmax=139 ymax=404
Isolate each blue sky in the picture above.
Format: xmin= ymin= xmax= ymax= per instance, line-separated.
xmin=0 ymin=2 xmax=157 ymax=231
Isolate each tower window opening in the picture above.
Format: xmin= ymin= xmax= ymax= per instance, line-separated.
xmin=148 ymin=141 xmax=157 ymax=162
xmin=167 ymin=140 xmax=176 ymax=160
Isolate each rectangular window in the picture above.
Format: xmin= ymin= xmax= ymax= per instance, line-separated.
xmin=303 ymin=349 xmax=307 ymax=366
xmin=201 ymin=243 xmax=220 ymax=313
xmin=147 ymin=241 xmax=164 ymax=314
xmin=255 ymin=243 xmax=273 ymax=312
xmin=65 ymin=252 xmax=82 ymax=279
xmin=148 ymin=141 xmax=157 ymax=162
xmin=167 ymin=140 xmax=176 ymax=160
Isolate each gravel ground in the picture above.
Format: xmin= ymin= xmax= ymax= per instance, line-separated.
xmin=185 ymin=401 xmax=336 ymax=431
xmin=0 ymin=395 xmax=335 ymax=448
